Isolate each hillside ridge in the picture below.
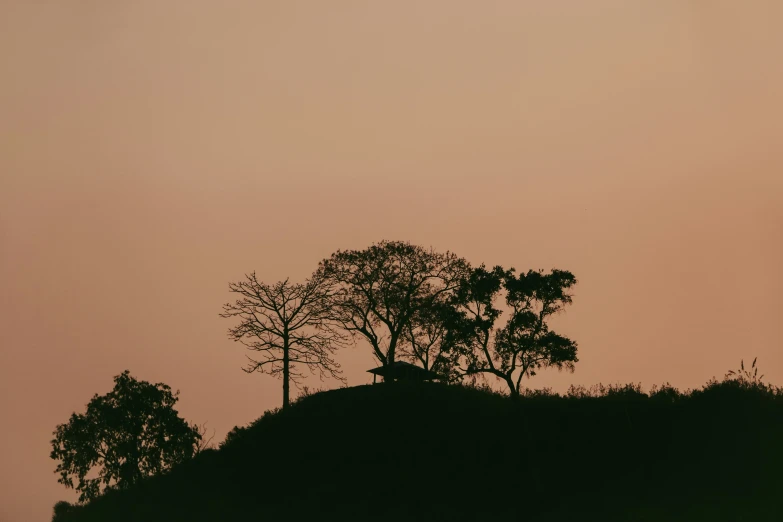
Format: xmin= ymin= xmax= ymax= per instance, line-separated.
xmin=54 ymin=380 xmax=783 ymax=522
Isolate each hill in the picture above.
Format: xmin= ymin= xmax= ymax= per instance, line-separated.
xmin=53 ymin=379 xmax=783 ymax=522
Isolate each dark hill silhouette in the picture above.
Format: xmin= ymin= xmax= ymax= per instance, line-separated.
xmin=53 ymin=379 xmax=783 ymax=522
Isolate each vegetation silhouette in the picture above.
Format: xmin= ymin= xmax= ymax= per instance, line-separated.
xmin=221 ymin=241 xmax=580 ymax=406
xmin=440 ymin=264 xmax=579 ymax=396
xmin=49 ymin=241 xmax=782 ymax=520
xmin=221 ymin=271 xmax=347 ymax=408
xmin=50 ymin=371 xmax=203 ymax=503
xmin=51 ymin=362 xmax=783 ymax=522
xmin=318 ymin=240 xmax=471 ymax=372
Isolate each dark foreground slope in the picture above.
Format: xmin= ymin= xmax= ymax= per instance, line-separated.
xmin=54 ymin=380 xmax=783 ymax=522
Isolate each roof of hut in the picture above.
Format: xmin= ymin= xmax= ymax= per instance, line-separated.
xmin=367 ymin=361 xmax=441 ymax=380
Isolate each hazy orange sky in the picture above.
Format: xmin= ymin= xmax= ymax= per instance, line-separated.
xmin=1 ymin=2 xmax=782 ymax=520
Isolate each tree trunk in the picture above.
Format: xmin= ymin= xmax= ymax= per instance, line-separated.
xmin=385 ymin=345 xmax=395 ymax=384
xmin=507 ymin=376 xmax=519 ymax=400
xmin=282 ymin=336 xmax=290 ymax=409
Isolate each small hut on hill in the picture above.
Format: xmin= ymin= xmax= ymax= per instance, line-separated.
xmin=367 ymin=361 xmax=441 ymax=384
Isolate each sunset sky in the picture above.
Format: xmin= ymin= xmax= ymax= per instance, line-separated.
xmin=1 ymin=2 xmax=782 ymax=521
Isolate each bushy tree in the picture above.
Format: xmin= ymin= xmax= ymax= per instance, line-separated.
xmin=52 ymin=500 xmax=75 ymax=520
xmin=446 ymin=265 xmax=579 ymax=397
xmin=50 ymin=371 xmax=201 ymax=503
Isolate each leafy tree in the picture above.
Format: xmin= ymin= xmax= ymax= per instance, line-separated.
xmin=399 ymin=300 xmax=463 ymax=382
xmin=50 ymin=371 xmax=201 ymax=503
xmin=446 ymin=265 xmax=579 ymax=397
xmin=220 ymin=271 xmax=346 ymax=408
xmin=318 ymin=240 xmax=469 ymax=375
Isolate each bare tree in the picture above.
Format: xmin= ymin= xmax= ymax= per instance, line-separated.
xmin=318 ymin=241 xmax=470 ymax=376
xmin=220 ymin=271 xmax=347 ymax=408
xmin=193 ymin=422 xmax=216 ymax=455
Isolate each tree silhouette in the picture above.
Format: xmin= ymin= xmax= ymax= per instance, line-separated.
xmin=50 ymin=371 xmax=201 ymax=503
xmin=446 ymin=266 xmax=579 ymax=397
xmin=318 ymin=240 xmax=469 ymax=375
xmin=399 ymin=299 xmax=463 ymax=382
xmin=220 ymin=271 xmax=346 ymax=408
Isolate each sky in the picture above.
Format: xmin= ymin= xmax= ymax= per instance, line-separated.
xmin=1 ymin=1 xmax=782 ymax=520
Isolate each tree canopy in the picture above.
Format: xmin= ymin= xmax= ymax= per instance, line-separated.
xmin=50 ymin=371 xmax=201 ymax=503
xmin=445 ymin=265 xmax=579 ymax=396
xmin=318 ymin=240 xmax=470 ymax=373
